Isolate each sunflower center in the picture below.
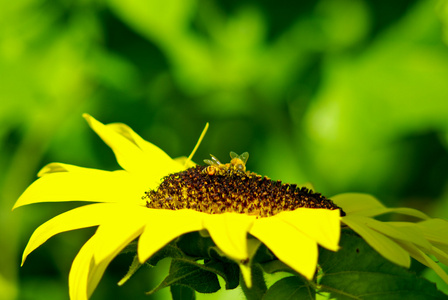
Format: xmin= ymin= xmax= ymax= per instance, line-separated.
xmin=144 ymin=165 xmax=345 ymax=218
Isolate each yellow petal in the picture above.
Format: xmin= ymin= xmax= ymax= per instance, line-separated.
xmin=353 ymin=207 xmax=429 ymax=219
xmin=377 ymin=207 xmax=429 ymax=220
xmin=275 ymin=208 xmax=341 ymax=251
xmin=69 ymin=207 xmax=150 ymax=300
xmin=107 ymin=121 xmax=208 ymax=170
xmin=429 ymin=246 xmax=448 ymax=267
xmin=69 ymin=235 xmax=96 ymax=300
xmin=250 ymin=217 xmax=318 ymax=280
xmin=106 ymin=122 xmax=179 ymax=169
xmin=431 ymin=242 xmax=448 ymax=254
xmin=203 ymin=213 xmax=255 ymax=262
xmin=331 ymin=193 xmax=386 ymax=215
xmin=332 ymin=193 xmax=429 ymax=219
xmin=37 ymin=162 xmax=94 ymax=177
xmin=86 ymin=251 xmax=115 ymax=299
xmin=416 ymin=219 xmax=448 ymax=246
xmin=395 ymin=241 xmax=448 ymax=285
xmin=93 ymin=206 xmax=147 ymax=263
xmin=20 ymin=203 xmax=125 ymax=265
xmin=380 ymin=222 xmax=432 ymax=251
xmin=342 ymin=215 xmax=410 ymax=268
xmin=239 ymin=264 xmax=253 ymax=288
xmin=138 ymin=209 xmax=205 ymax=263
xmin=69 ymin=233 xmax=118 ymax=300
xmin=83 ymin=114 xmax=183 ymax=180
xmin=13 ymin=168 xmax=144 ymax=209
xmin=105 ymin=122 xmax=143 ymax=146
xmin=238 ymin=238 xmax=262 ymax=289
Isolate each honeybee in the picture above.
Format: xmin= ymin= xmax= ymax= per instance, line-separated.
xmin=203 ymin=152 xmax=249 ymax=176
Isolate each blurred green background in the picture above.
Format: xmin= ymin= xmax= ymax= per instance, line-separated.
xmin=2 ymin=0 xmax=448 ymax=299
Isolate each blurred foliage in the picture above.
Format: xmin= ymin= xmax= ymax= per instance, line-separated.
xmin=1 ymin=0 xmax=448 ymax=299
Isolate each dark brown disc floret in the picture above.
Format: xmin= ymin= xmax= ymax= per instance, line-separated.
xmin=143 ymin=165 xmax=345 ymax=218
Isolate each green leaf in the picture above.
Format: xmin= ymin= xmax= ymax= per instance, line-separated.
xmin=253 ymin=242 xmax=276 ymax=264
xmin=261 ymin=260 xmax=295 ymax=275
xmin=170 ymin=285 xmax=195 ymax=300
xmin=319 ymin=230 xmax=447 ymax=300
xmin=177 ymin=231 xmax=217 ymax=258
xmin=117 ymin=255 xmax=142 ymax=286
xmin=263 ymin=276 xmax=315 ymax=300
xmin=240 ymin=264 xmax=268 ymax=300
xmin=120 ymin=240 xmax=138 ymax=254
xmin=147 ymin=258 xmax=221 ymax=295
xmin=204 ymin=259 xmax=240 ymax=290
xmin=176 ymin=232 xmax=240 ymax=290
xmin=146 ymin=244 xmax=184 ymax=267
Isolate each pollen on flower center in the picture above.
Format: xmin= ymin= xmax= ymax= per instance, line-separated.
xmin=144 ymin=165 xmax=345 ymax=218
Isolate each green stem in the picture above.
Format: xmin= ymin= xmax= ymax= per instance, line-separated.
xmin=240 ymin=264 xmax=267 ymax=300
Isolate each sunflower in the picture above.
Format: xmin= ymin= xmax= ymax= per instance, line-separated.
xmin=14 ymin=115 xmax=448 ymax=299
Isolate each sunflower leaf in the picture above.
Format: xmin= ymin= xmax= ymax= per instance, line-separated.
xmin=146 ymin=244 xmax=184 ymax=267
xmin=264 ymin=276 xmax=315 ymax=300
xmin=147 ymin=258 xmax=220 ymax=295
xmin=118 ymin=255 xmax=142 ymax=286
xmin=203 ymin=259 xmax=240 ymax=290
xmin=177 ymin=232 xmax=217 ymax=258
xmin=261 ymin=259 xmax=294 ymax=274
xmin=120 ymin=240 xmax=138 ymax=254
xmin=253 ymin=242 xmax=276 ymax=264
xmin=240 ymin=263 xmax=267 ymax=299
xmin=318 ymin=230 xmax=447 ymax=299
xmin=170 ymin=285 xmax=195 ymax=300
xmin=176 ymin=232 xmax=240 ymax=290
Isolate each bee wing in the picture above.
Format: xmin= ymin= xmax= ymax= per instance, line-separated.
xmin=204 ymin=159 xmax=215 ymax=166
xmin=239 ymin=152 xmax=249 ymax=164
xmin=230 ymin=151 xmax=238 ymax=159
xmin=209 ymin=154 xmax=222 ymax=165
